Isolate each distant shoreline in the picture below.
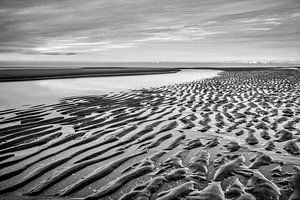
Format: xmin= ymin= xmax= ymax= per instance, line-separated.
xmin=0 ymin=67 xmax=180 ymax=82
xmin=0 ymin=66 xmax=298 ymax=82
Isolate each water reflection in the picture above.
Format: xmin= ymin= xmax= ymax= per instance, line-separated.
xmin=0 ymin=69 xmax=220 ymax=109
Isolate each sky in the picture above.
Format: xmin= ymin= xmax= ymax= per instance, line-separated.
xmin=0 ymin=0 xmax=299 ymax=62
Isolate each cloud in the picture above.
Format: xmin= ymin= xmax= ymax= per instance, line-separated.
xmin=41 ymin=52 xmax=76 ymax=55
xmin=0 ymin=0 xmax=299 ymax=61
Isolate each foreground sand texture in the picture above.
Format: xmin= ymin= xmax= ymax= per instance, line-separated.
xmin=0 ymin=69 xmax=300 ymax=200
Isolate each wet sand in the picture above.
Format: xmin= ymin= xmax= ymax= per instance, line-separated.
xmin=0 ymin=68 xmax=299 ymax=200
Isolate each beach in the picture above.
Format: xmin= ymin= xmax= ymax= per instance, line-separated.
xmin=0 ymin=68 xmax=300 ymax=200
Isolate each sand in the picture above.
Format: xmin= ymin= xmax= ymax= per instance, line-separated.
xmin=0 ymin=68 xmax=299 ymax=200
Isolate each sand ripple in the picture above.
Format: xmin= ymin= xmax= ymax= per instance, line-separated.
xmin=0 ymin=69 xmax=300 ymax=200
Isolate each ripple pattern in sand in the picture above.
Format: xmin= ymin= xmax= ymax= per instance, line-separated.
xmin=0 ymin=69 xmax=300 ymax=200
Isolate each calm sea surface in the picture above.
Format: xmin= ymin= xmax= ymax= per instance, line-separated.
xmin=0 ymin=69 xmax=221 ymax=109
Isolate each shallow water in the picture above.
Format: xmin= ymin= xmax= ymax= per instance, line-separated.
xmin=0 ymin=69 xmax=220 ymax=109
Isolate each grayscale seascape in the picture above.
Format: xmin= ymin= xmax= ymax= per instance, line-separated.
xmin=0 ymin=1 xmax=299 ymax=200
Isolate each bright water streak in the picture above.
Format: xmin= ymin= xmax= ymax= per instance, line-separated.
xmin=0 ymin=69 xmax=221 ymax=109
